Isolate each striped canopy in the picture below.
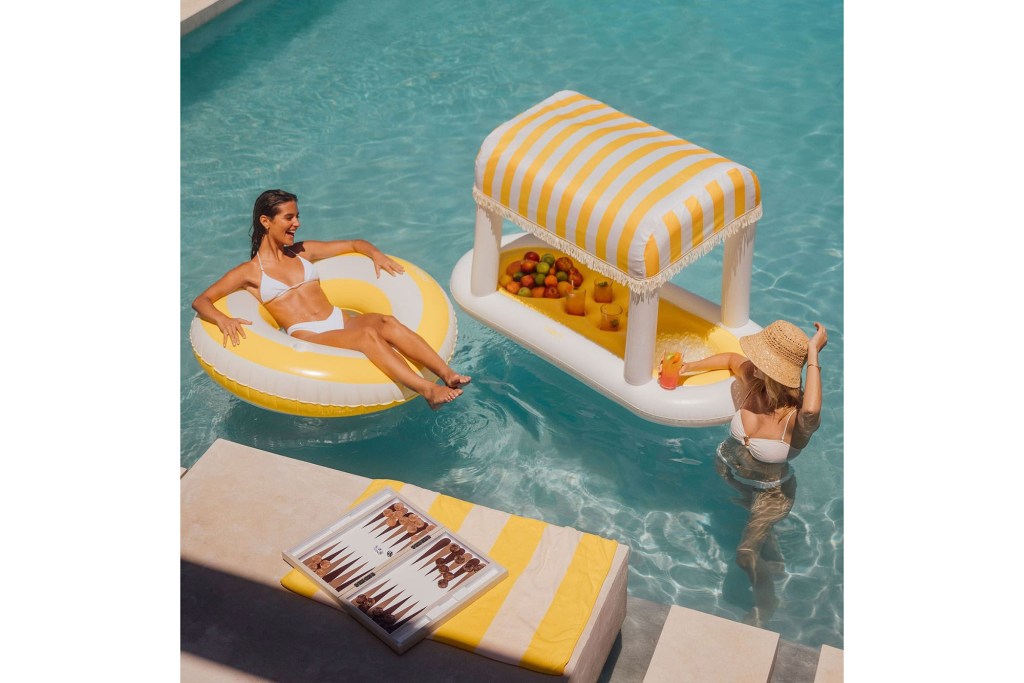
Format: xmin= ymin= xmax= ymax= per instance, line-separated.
xmin=474 ymin=90 xmax=761 ymax=293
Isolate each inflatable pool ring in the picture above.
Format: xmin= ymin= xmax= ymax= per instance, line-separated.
xmin=190 ymin=253 xmax=458 ymax=417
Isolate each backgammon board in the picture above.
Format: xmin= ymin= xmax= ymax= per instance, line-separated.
xmin=283 ymin=488 xmax=508 ymax=653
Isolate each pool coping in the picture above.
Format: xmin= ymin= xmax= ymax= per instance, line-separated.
xmin=181 ymin=0 xmax=243 ymax=35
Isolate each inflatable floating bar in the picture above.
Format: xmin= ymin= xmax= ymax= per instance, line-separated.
xmin=191 ymin=254 xmax=457 ymax=417
xmin=450 ymin=90 xmax=763 ymax=427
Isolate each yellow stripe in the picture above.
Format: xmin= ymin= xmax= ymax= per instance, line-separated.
xmin=535 ymin=120 xmax=647 ymax=232
xmin=519 ymin=534 xmax=618 ymax=674
xmin=558 ymin=136 xmax=687 ymax=239
xmin=482 ymin=92 xmax=588 ymax=197
xmin=432 ymin=515 xmax=547 ymax=649
xmin=426 ymin=493 xmax=475 ymax=532
xmin=752 ymin=170 xmax=761 ymax=206
xmin=351 ymin=479 xmax=405 ymax=507
xmin=707 ymin=179 xmax=726 ymax=234
xmin=516 ymin=111 xmax=628 ymax=220
xmin=727 ymin=168 xmax=746 ymax=218
xmin=194 ymin=356 xmax=408 ymax=417
xmin=684 ymin=196 xmax=705 ymax=251
xmin=613 ymin=157 xmax=731 ymax=271
xmin=596 ymin=152 xmax=722 ymax=263
xmin=499 ymin=102 xmax=606 ymax=208
xmin=644 ymin=235 xmax=661 ymax=278
xmin=662 ymin=210 xmax=684 ymax=262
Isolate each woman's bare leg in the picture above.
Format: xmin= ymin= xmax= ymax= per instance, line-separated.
xmin=293 ymin=324 xmax=461 ymax=409
xmin=735 ymin=479 xmax=796 ymax=627
xmin=352 ymin=313 xmax=470 ymax=388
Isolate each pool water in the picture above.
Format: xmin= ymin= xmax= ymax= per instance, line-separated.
xmin=181 ymin=0 xmax=843 ymax=649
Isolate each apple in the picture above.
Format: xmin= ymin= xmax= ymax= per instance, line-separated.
xmin=543 ymin=285 xmax=560 ymax=298
xmin=520 ymin=260 xmax=537 ymax=274
xmin=544 ymin=274 xmax=558 ymax=287
xmin=499 ymin=274 xmax=513 ymax=287
xmin=555 ymin=271 xmax=568 ymax=282
xmin=542 ymin=254 xmax=556 ymax=265
xmin=513 ymin=270 xmax=524 ymax=282
xmin=556 ymin=281 xmax=573 ymax=296
xmin=505 ymin=260 xmax=522 ymax=276
xmin=535 ymin=261 xmax=551 ymax=275
xmin=568 ymin=268 xmax=584 ymax=287
xmin=532 ymin=286 xmax=546 ymax=298
xmin=520 ymin=274 xmax=536 ymax=288
xmin=555 ymin=257 xmax=573 ymax=273
xmin=517 ymin=287 xmax=532 ymax=297
xmin=505 ymin=281 xmax=521 ymax=294
xmin=524 ymin=251 xmax=541 ymax=262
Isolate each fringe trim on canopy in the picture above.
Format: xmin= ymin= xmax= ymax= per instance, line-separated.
xmin=472 ymin=186 xmax=762 ymax=295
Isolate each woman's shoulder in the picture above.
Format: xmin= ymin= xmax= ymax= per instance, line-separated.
xmin=222 ymin=258 xmax=260 ymax=285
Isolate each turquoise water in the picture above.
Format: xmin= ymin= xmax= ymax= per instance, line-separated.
xmin=181 ymin=0 xmax=843 ymax=649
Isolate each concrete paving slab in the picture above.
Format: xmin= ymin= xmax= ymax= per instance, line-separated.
xmin=812 ymin=645 xmax=843 ymax=683
xmin=643 ymin=604 xmax=779 ymax=683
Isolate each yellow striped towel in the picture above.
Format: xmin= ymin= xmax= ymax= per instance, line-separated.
xmin=280 ymin=479 xmax=619 ymax=675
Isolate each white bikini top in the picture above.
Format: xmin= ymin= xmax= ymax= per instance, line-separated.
xmin=256 ymin=252 xmax=319 ymax=303
xmin=729 ymin=409 xmax=801 ymax=464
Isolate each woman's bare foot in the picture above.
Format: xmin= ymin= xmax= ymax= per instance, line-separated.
xmin=442 ymin=371 xmax=472 ymax=389
xmin=424 ymin=383 xmax=462 ymax=409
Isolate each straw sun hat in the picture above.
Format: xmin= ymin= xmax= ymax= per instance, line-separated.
xmin=738 ymin=320 xmax=810 ymax=389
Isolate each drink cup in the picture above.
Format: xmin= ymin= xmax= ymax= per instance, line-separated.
xmin=599 ymin=303 xmax=623 ymax=331
xmin=565 ymin=288 xmax=586 ymax=316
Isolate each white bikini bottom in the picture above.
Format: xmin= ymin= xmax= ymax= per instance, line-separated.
xmin=286 ymin=307 xmax=346 ymax=336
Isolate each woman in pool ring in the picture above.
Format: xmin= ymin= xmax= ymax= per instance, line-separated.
xmin=679 ymin=319 xmax=827 ymax=626
xmin=192 ymin=189 xmax=470 ymax=409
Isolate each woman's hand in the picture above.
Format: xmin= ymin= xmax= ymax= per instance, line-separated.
xmin=809 ymin=322 xmax=828 ymax=352
xmin=372 ymin=252 xmax=405 ymax=278
xmin=217 ymin=316 xmax=253 ymax=347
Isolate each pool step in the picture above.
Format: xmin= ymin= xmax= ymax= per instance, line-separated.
xmin=643 ymin=605 xmax=780 ymax=682
xmin=812 ymin=645 xmax=843 ymax=683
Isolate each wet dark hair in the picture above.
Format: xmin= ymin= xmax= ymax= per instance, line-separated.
xmin=250 ymin=189 xmax=298 ymax=258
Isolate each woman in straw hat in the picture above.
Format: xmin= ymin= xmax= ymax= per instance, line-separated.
xmin=679 ymin=320 xmax=827 ymax=626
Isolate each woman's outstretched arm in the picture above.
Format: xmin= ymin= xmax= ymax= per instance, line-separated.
xmin=796 ymin=322 xmax=828 ymax=438
xmin=681 ymin=352 xmax=753 ymax=378
xmin=297 ymin=239 xmax=404 ymax=277
xmin=192 ymin=262 xmax=256 ymax=347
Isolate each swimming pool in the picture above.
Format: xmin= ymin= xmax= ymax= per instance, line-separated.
xmin=181 ymin=0 xmax=843 ymax=650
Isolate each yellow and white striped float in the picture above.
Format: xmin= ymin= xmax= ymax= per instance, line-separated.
xmin=451 ymin=90 xmax=764 ymax=427
xmin=190 ymin=254 xmax=457 ymax=417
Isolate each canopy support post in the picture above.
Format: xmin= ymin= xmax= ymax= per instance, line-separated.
xmin=470 ymin=206 xmax=502 ymax=297
xmin=624 ymin=289 xmax=659 ymax=385
xmin=721 ymin=222 xmax=757 ymax=328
